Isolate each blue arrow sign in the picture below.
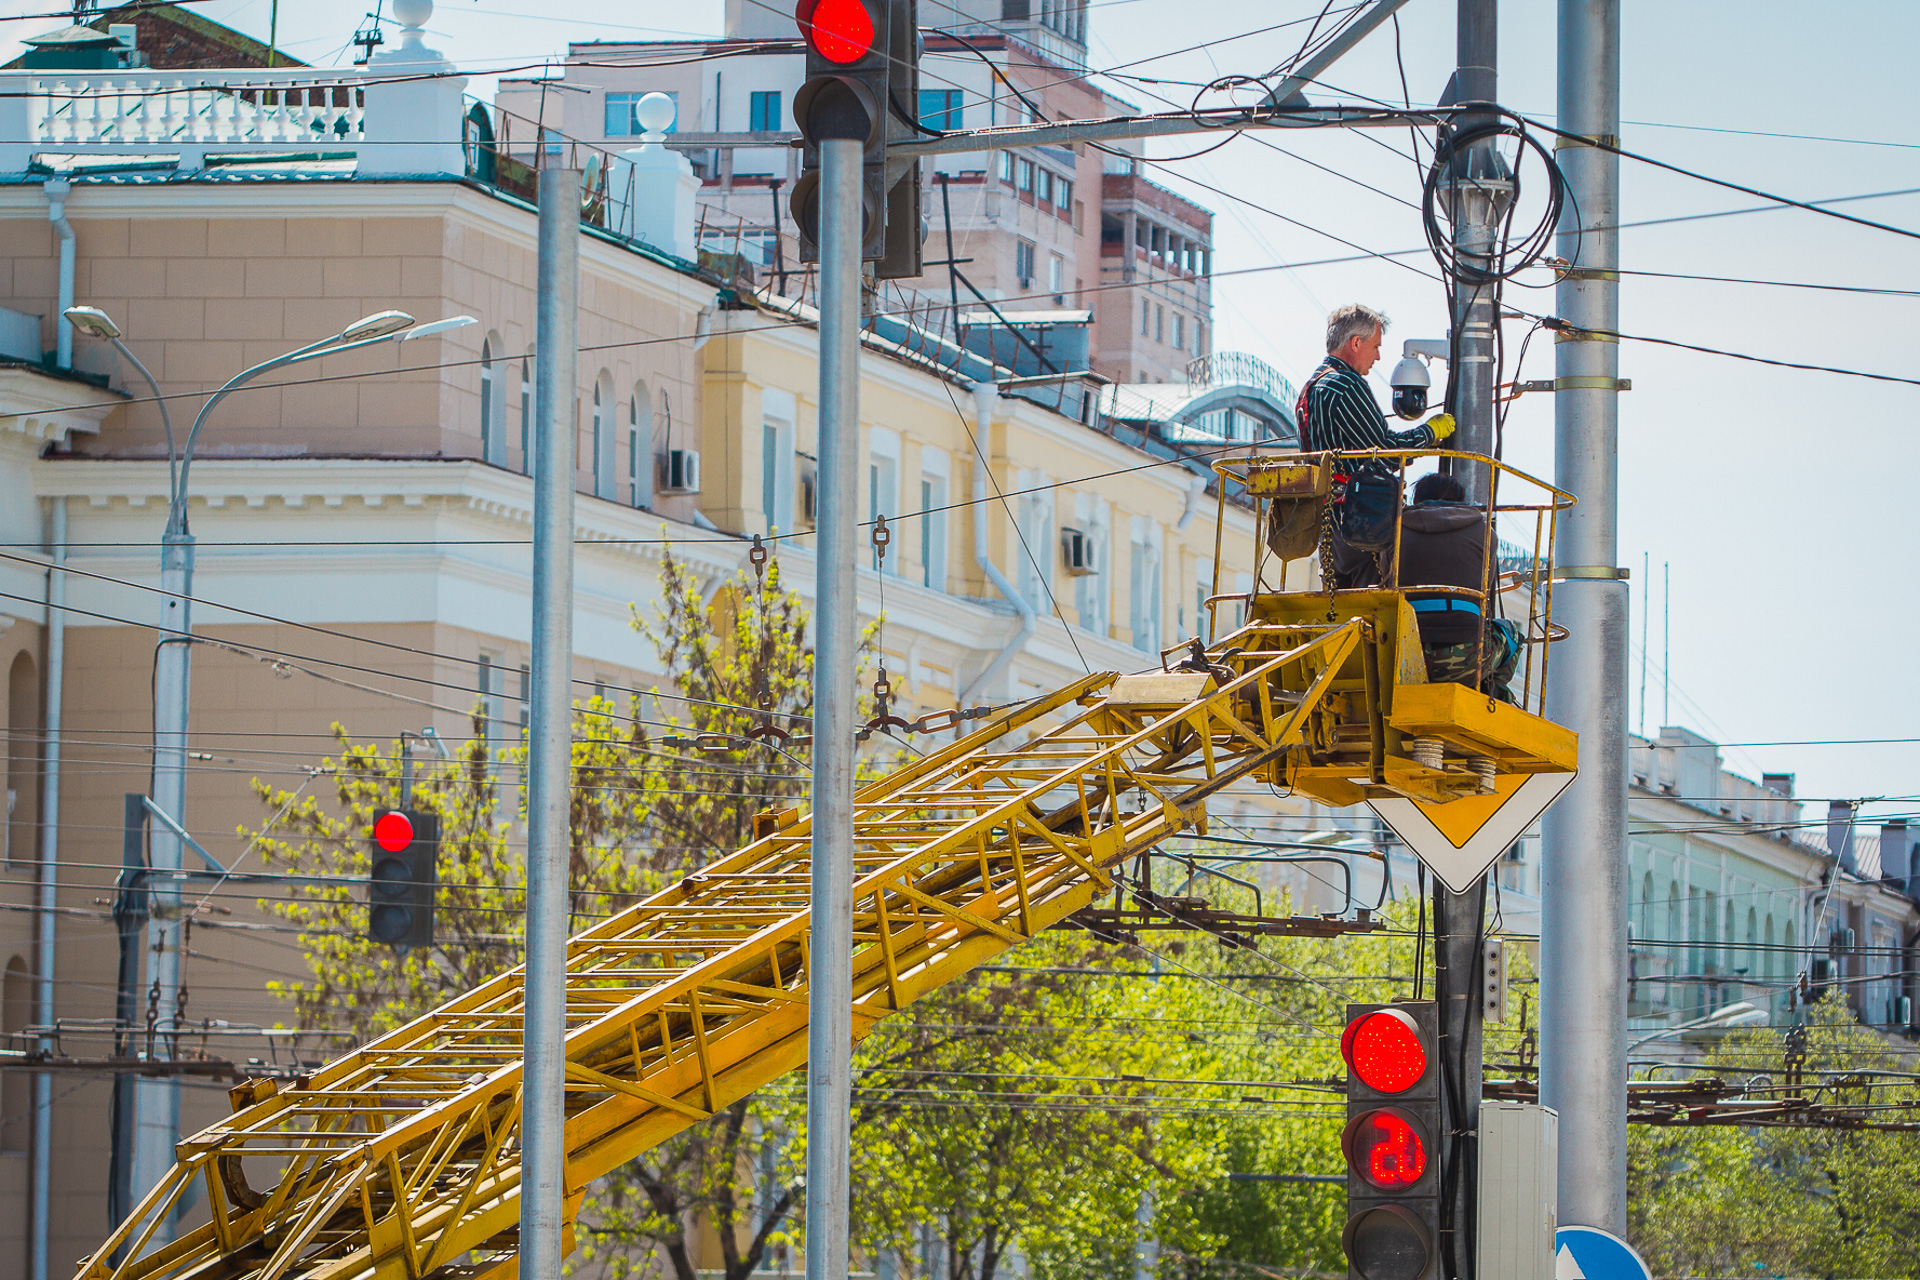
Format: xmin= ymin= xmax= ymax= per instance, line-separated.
xmin=1556 ymin=1226 xmax=1651 ymax=1280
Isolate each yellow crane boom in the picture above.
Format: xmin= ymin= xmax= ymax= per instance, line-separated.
xmin=83 ymin=453 xmax=1576 ymax=1280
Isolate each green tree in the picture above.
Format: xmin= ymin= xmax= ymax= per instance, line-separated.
xmin=248 ymin=548 xmax=826 ymax=1280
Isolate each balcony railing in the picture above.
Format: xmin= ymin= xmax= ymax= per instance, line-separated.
xmin=0 ymin=68 xmax=363 ymax=168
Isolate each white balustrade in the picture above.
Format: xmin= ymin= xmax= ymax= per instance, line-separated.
xmin=3 ymin=68 xmax=366 ymax=168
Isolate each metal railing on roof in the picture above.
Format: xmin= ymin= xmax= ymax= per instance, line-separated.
xmin=1185 ymin=350 xmax=1295 ymax=404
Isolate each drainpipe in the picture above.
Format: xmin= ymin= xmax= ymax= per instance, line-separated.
xmin=45 ymin=181 xmax=75 ymax=370
xmin=1173 ymin=472 xmax=1209 ymax=532
xmin=29 ymin=496 xmax=66 ymax=1280
xmin=959 ymin=380 xmax=1033 ymax=707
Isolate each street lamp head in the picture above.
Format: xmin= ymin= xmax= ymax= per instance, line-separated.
xmin=398 ymin=315 xmax=478 ymax=343
xmin=336 ymin=310 xmax=416 ymax=343
xmin=63 ymin=305 xmax=122 ymax=340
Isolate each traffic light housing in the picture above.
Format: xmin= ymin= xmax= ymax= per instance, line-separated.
xmin=791 ymin=0 xmax=924 ymax=276
xmin=1341 ymin=1003 xmax=1442 ymax=1280
xmin=368 ymin=808 xmax=437 ymax=948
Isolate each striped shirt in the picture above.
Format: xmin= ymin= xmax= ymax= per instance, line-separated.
xmin=1300 ymin=355 xmax=1437 ymax=478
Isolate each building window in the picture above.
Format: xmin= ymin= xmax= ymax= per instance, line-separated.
xmin=749 ymin=90 xmax=782 ymax=132
xmin=1017 ymin=159 xmax=1035 ymax=193
xmin=1038 ymin=169 xmax=1053 ymax=205
xmin=520 ymin=357 xmax=532 ymax=476
xmin=1076 ymin=510 xmax=1108 ymax=637
xmin=919 ymin=472 xmax=948 ymax=591
xmin=919 ymin=89 xmax=963 ymax=131
xmin=1195 ymin=321 xmax=1205 ymax=355
xmin=1048 ymin=254 xmax=1063 ymax=296
xmin=592 ymin=374 xmax=616 ymax=500
xmin=1016 ymin=484 xmax=1054 ymax=606
xmin=1129 ymin=526 xmax=1162 ymax=654
xmin=997 ymin=151 xmax=1014 ymax=183
xmin=1172 ymin=313 xmax=1184 ymax=351
xmin=606 ymin=91 xmax=676 ymax=136
xmin=630 ymin=382 xmax=653 ymax=508
xmin=1016 ymin=238 xmax=1036 ymax=285
xmin=1056 ymin=178 xmax=1072 ymax=215
xmin=479 ymin=337 xmax=496 ymax=463
xmin=1140 ymin=300 xmax=1149 ymax=336
xmin=869 ymin=450 xmax=900 ymax=574
xmin=1155 ymin=305 xmax=1164 ymax=342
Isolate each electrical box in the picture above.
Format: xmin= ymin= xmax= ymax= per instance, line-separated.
xmin=1476 ymin=1101 xmax=1556 ymax=1280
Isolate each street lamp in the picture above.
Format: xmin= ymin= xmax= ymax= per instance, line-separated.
xmin=64 ymin=303 xmax=476 ymax=1218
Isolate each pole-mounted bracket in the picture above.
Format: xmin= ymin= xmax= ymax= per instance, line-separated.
xmin=1553 ymin=132 xmax=1622 ymax=150
xmin=1553 ymin=565 xmax=1631 ymax=581
xmin=1516 ymin=377 xmax=1631 ymax=392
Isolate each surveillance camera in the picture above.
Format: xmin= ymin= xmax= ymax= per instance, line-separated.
xmin=1389 ymin=339 xmax=1449 ymax=420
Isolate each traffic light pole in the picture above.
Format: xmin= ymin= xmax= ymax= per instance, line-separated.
xmin=1432 ymin=878 xmax=1486 ymax=1279
xmin=805 ymin=134 xmax=861 ymax=1280
xmin=1541 ymin=0 xmax=1628 ymax=1236
xmin=521 ymin=164 xmax=581 ymax=1280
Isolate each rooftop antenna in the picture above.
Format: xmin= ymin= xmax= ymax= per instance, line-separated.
xmin=353 ymin=2 xmax=386 ymax=65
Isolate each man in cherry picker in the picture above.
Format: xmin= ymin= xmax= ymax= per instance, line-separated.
xmin=1296 ymin=304 xmax=1456 ymax=587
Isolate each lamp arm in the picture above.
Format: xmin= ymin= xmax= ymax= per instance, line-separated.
xmin=108 ymin=336 xmax=177 ymax=511
xmin=174 ymin=328 xmax=413 ymax=525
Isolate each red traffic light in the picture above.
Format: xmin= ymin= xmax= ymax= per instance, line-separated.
xmin=373 ymin=810 xmax=415 ymax=852
xmin=1342 ymin=1107 xmax=1428 ymax=1190
xmin=797 ymin=0 xmax=877 ymax=64
xmin=1342 ymin=1007 xmax=1428 ymax=1093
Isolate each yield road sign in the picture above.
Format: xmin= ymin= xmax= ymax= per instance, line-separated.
xmin=1368 ymin=771 xmax=1575 ymax=893
xmin=1554 ymin=1225 xmax=1651 ymax=1280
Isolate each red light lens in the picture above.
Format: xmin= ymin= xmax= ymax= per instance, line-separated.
xmin=373 ymin=810 xmax=414 ymax=852
xmin=798 ymin=0 xmax=876 ymax=64
xmin=1344 ymin=1009 xmax=1427 ymax=1093
xmin=1345 ymin=1109 xmax=1427 ymax=1190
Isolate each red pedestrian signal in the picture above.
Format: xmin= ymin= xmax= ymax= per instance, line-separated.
xmin=372 ymin=809 xmax=414 ymax=853
xmin=798 ymin=0 xmax=877 ymax=63
xmin=1341 ymin=1002 xmax=1441 ymax=1280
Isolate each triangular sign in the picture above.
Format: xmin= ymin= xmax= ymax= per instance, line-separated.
xmin=1556 ymin=1244 xmax=1588 ymax=1280
xmin=1368 ymin=771 xmax=1576 ymax=893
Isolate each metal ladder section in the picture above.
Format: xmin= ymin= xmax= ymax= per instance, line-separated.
xmin=82 ymin=622 xmax=1361 ymax=1280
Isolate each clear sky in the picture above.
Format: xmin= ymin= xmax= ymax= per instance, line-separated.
xmin=6 ymin=0 xmax=1917 ymax=827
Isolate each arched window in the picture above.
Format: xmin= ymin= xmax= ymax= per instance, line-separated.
xmin=520 ymin=355 xmax=533 ymax=477
xmin=1746 ymin=907 xmax=1758 ymax=978
xmin=592 ymin=372 xmax=616 ymax=500
xmin=1 ymin=955 xmax=26 ymax=1151
xmin=479 ymin=336 xmax=496 ymax=463
xmin=1666 ymin=882 xmax=1681 ymax=976
xmin=1638 ymin=871 xmax=1654 ymax=943
xmin=1764 ymin=914 xmax=1775 ymax=979
xmin=630 ymin=382 xmax=653 ymax=508
xmin=8 ymin=651 xmax=38 ymax=869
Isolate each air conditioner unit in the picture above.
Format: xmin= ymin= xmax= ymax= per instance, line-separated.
xmin=1060 ymin=527 xmax=1096 ymax=576
xmin=660 ymin=448 xmax=701 ymax=495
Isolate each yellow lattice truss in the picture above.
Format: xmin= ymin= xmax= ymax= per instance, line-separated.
xmin=82 ymin=610 xmax=1573 ymax=1280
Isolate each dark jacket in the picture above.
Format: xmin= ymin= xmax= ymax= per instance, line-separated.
xmin=1398 ymin=500 xmax=1488 ymax=647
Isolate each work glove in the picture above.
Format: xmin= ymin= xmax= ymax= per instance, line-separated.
xmin=1426 ymin=412 xmax=1457 ymax=441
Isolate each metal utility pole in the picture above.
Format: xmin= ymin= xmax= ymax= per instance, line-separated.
xmin=30 ymin=495 xmax=66 ymax=1280
xmin=521 ymin=165 xmax=581 ymax=1280
xmin=1541 ymin=0 xmax=1628 ymax=1237
xmin=1429 ymin=2 xmax=1505 ymax=1273
xmin=129 ymin=490 xmax=193 ymax=1216
xmin=805 ymin=134 xmax=861 ymax=1280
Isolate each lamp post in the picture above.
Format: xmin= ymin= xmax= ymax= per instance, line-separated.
xmin=65 ymin=304 xmax=475 ymax=1219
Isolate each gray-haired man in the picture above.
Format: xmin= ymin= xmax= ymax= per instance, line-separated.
xmin=1296 ymin=304 xmax=1455 ymax=587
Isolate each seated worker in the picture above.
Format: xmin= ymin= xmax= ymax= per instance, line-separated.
xmin=1297 ymin=304 xmax=1455 ymax=587
xmin=1398 ymin=472 xmax=1517 ymax=698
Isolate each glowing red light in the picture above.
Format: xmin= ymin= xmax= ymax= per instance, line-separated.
xmin=1344 ymin=1108 xmax=1427 ymax=1190
xmin=373 ymin=810 xmax=415 ymax=853
xmin=798 ymin=0 xmax=876 ymax=64
xmin=1342 ymin=1008 xmax=1427 ymax=1093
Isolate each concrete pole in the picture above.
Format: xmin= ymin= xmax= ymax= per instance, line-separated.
xmin=521 ymin=165 xmax=581 ymax=1280
xmin=1541 ymin=0 xmax=1628 ymax=1236
xmin=129 ymin=524 xmax=192 ymax=1222
xmin=29 ymin=495 xmax=65 ymax=1280
xmin=805 ymin=134 xmax=861 ymax=1280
